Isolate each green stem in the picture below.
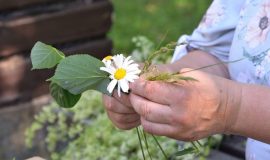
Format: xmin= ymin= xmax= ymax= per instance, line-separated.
xmin=191 ymin=141 xmax=199 ymax=153
xmin=136 ymin=127 xmax=146 ymax=160
xmin=141 ymin=129 xmax=153 ymax=160
xmin=151 ymin=134 xmax=168 ymax=160
xmin=156 ymin=30 xmax=169 ymax=51
xmin=180 ymin=58 xmax=245 ymax=75
xmin=196 ymin=140 xmax=203 ymax=147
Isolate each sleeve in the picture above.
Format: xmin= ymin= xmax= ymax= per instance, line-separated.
xmin=172 ymin=0 xmax=246 ymax=62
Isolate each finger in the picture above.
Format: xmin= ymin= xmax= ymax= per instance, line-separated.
xmin=103 ymin=95 xmax=135 ymax=114
xmin=107 ymin=111 xmax=140 ymax=123
xmin=106 ymin=111 xmax=141 ymax=130
xmin=130 ymin=78 xmax=183 ymax=105
xmin=141 ymin=117 xmax=175 ymax=137
xmin=130 ymin=93 xmax=172 ymax=124
xmin=112 ymin=90 xmax=132 ymax=108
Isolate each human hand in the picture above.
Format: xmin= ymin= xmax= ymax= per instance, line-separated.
xmin=129 ymin=68 xmax=241 ymax=141
xmin=102 ymin=92 xmax=141 ymax=130
xmin=102 ymin=64 xmax=175 ymax=130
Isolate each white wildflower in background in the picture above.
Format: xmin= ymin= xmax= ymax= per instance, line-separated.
xmin=100 ymin=54 xmax=141 ymax=96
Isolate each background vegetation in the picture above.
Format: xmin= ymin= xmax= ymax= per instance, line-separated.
xmin=109 ymin=0 xmax=212 ymax=53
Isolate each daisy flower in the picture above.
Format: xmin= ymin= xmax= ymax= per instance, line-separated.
xmin=244 ymin=1 xmax=270 ymax=48
xmin=100 ymin=54 xmax=141 ymax=96
xmin=102 ymin=55 xmax=113 ymax=67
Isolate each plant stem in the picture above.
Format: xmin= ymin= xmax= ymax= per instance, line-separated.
xmin=141 ymin=129 xmax=153 ymax=160
xmin=196 ymin=140 xmax=203 ymax=147
xmin=191 ymin=141 xmax=199 ymax=153
xmin=136 ymin=127 xmax=146 ymax=160
xmin=180 ymin=58 xmax=245 ymax=74
xmin=151 ymin=134 xmax=168 ymax=160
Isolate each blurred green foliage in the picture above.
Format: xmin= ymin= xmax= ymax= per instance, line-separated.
xmin=25 ymin=91 xmax=181 ymax=160
xmin=109 ymin=0 xmax=212 ymax=53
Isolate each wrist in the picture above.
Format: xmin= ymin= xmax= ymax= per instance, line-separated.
xmin=222 ymin=80 xmax=243 ymax=134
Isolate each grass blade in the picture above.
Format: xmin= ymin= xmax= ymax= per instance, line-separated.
xmin=151 ymin=134 xmax=168 ymax=159
xmin=191 ymin=141 xmax=199 ymax=152
xmin=170 ymin=147 xmax=197 ymax=159
xmin=196 ymin=140 xmax=203 ymax=147
xmin=136 ymin=127 xmax=146 ymax=160
xmin=180 ymin=58 xmax=245 ymax=75
xmin=141 ymin=129 xmax=152 ymax=160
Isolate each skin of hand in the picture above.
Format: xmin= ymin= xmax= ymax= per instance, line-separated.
xmin=102 ymin=64 xmax=173 ymax=130
xmin=102 ymin=92 xmax=141 ymax=130
xmin=102 ymin=50 xmax=230 ymax=131
xmin=102 ymin=50 xmax=270 ymax=143
xmin=129 ymin=68 xmax=242 ymax=141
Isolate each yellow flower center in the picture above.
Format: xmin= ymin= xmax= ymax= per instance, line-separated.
xmin=114 ymin=68 xmax=126 ymax=80
xmin=104 ymin=56 xmax=113 ymax=61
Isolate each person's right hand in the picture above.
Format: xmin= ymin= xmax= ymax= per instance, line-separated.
xmin=102 ymin=64 xmax=174 ymax=130
xmin=103 ymin=91 xmax=141 ymax=130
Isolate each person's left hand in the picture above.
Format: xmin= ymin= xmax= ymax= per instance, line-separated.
xmin=129 ymin=68 xmax=241 ymax=141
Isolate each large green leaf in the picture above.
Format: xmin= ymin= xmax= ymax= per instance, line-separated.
xmin=49 ymin=82 xmax=81 ymax=108
xmin=31 ymin=41 xmax=65 ymax=69
xmin=52 ymin=54 xmax=110 ymax=95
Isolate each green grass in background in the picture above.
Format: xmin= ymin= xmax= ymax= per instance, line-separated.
xmin=109 ymin=0 xmax=212 ymax=53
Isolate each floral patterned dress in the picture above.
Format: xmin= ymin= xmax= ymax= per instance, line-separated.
xmin=173 ymin=0 xmax=270 ymax=159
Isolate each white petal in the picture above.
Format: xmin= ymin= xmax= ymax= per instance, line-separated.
xmin=128 ymin=63 xmax=139 ymax=69
xmin=123 ymin=56 xmax=132 ymax=68
xmin=120 ymin=79 xmax=129 ymax=93
xmin=100 ymin=67 xmax=112 ymax=74
xmin=100 ymin=65 xmax=116 ymax=74
xmin=107 ymin=79 xmax=117 ymax=93
xmin=109 ymin=75 xmax=114 ymax=79
xmin=112 ymin=55 xmax=120 ymax=68
xmin=127 ymin=65 xmax=140 ymax=72
xmin=126 ymin=59 xmax=134 ymax=66
xmin=126 ymin=74 xmax=139 ymax=82
xmin=104 ymin=61 xmax=112 ymax=67
xmin=127 ymin=69 xmax=141 ymax=75
xmin=113 ymin=54 xmax=124 ymax=68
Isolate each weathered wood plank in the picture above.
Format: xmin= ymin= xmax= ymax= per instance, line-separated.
xmin=63 ymin=38 xmax=112 ymax=57
xmin=0 ymin=38 xmax=112 ymax=106
xmin=0 ymin=0 xmax=57 ymax=10
xmin=0 ymin=0 xmax=112 ymax=57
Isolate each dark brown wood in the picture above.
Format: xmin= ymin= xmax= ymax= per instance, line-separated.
xmin=0 ymin=38 xmax=112 ymax=106
xmin=0 ymin=0 xmax=112 ymax=57
xmin=64 ymin=38 xmax=112 ymax=58
xmin=0 ymin=0 xmax=56 ymax=10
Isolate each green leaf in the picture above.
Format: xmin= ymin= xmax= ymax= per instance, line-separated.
xmin=52 ymin=54 xmax=110 ymax=95
xmin=170 ymin=147 xmax=197 ymax=159
xmin=31 ymin=41 xmax=65 ymax=69
xmin=49 ymin=82 xmax=81 ymax=108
